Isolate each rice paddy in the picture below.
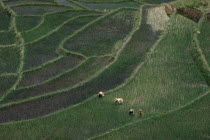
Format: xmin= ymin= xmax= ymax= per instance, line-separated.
xmin=0 ymin=0 xmax=209 ymax=139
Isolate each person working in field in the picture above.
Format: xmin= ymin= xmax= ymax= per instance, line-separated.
xmin=139 ymin=110 xmax=143 ymax=116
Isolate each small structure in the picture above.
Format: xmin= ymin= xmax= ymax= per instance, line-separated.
xmin=98 ymin=91 xmax=104 ymax=98
xmin=114 ymin=98 xmax=123 ymax=105
xmin=165 ymin=4 xmax=177 ymax=16
xmin=139 ymin=110 xmax=143 ymax=116
xmin=129 ymin=109 xmax=134 ymax=115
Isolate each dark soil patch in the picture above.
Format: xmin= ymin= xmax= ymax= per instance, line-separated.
xmin=177 ymin=8 xmax=203 ymax=22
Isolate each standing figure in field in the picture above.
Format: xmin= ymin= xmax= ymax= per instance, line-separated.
xmin=139 ymin=110 xmax=143 ymax=116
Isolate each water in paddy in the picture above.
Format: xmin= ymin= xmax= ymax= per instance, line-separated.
xmin=75 ymin=1 xmax=141 ymax=10
xmin=54 ymin=0 xmax=79 ymax=7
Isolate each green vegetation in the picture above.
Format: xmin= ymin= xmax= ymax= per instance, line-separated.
xmin=55 ymin=0 xmax=80 ymax=8
xmin=16 ymin=16 xmax=42 ymax=32
xmin=4 ymin=56 xmax=111 ymax=103
xmin=4 ymin=0 xmax=56 ymax=6
xmin=0 ymin=31 xmax=16 ymax=45
xmin=11 ymin=4 xmax=69 ymax=16
xmin=4 ymin=0 xmax=56 ymax=3
xmin=0 ymin=8 xmax=11 ymax=31
xmin=24 ymin=15 xmax=99 ymax=70
xmin=72 ymin=0 xmax=132 ymax=2
xmin=74 ymin=1 xmax=141 ymax=10
xmin=19 ymin=55 xmax=84 ymax=88
xmin=22 ymin=10 xmax=100 ymax=43
xmin=93 ymin=92 xmax=210 ymax=140
xmin=0 ymin=0 xmax=209 ymax=139
xmin=198 ymin=17 xmax=210 ymax=65
xmin=0 ymin=13 xmax=208 ymax=140
xmin=0 ymin=76 xmax=17 ymax=97
xmin=64 ymin=8 xmax=138 ymax=56
xmin=0 ymin=47 xmax=21 ymax=73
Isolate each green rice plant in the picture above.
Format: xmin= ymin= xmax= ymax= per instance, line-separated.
xmin=4 ymin=0 xmax=56 ymax=6
xmin=16 ymin=16 xmax=42 ymax=32
xmin=74 ymin=1 xmax=141 ymax=10
xmin=93 ymin=92 xmax=210 ymax=140
xmin=0 ymin=2 xmax=209 ymax=140
xmin=11 ymin=4 xmax=70 ymax=16
xmin=64 ymin=8 xmax=138 ymax=56
xmin=197 ymin=17 xmax=210 ymax=65
xmin=19 ymin=55 xmax=84 ymax=88
xmin=0 ymin=7 xmax=11 ymax=31
xmin=190 ymin=15 xmax=210 ymax=86
xmin=68 ymin=0 xmax=91 ymax=9
xmin=32 ymin=0 xmax=56 ymax=2
xmin=3 ymin=0 xmax=56 ymax=3
xmin=0 ymin=76 xmax=17 ymax=97
xmin=22 ymin=10 xmax=101 ymax=43
xmin=0 ymin=5 xmax=160 ymax=122
xmin=0 ymin=4 xmax=26 ymax=105
xmin=0 ymin=7 xmax=208 ymax=140
xmin=23 ymin=15 xmax=99 ymax=70
xmin=0 ymin=47 xmax=21 ymax=73
xmin=55 ymin=0 xmax=80 ymax=7
xmin=0 ymin=15 xmax=208 ymax=139
xmin=190 ymin=39 xmax=210 ymax=86
xmin=73 ymin=0 xmax=133 ymax=2
xmin=4 ymin=56 xmax=111 ymax=103
xmin=0 ymin=31 xmax=16 ymax=45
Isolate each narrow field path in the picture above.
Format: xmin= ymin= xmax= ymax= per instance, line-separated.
xmin=0 ymin=5 xmax=26 ymax=102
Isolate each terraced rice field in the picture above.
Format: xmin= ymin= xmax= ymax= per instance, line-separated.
xmin=0 ymin=0 xmax=209 ymax=139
